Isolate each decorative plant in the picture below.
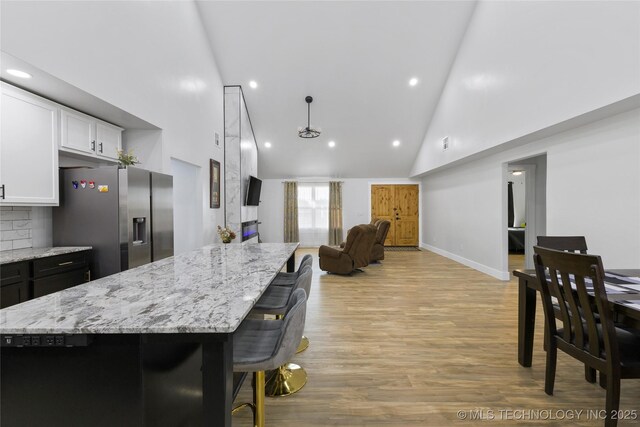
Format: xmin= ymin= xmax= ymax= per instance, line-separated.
xmin=217 ymin=225 xmax=237 ymax=243
xmin=117 ymin=149 xmax=140 ymax=167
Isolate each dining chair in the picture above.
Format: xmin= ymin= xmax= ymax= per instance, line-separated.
xmin=233 ymin=289 xmax=307 ymax=427
xmin=533 ymin=246 xmax=640 ymax=427
xmin=537 ymin=235 xmax=596 ymax=381
xmin=536 ymin=235 xmax=588 ymax=253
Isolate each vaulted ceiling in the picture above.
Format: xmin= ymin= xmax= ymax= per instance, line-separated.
xmin=197 ymin=1 xmax=476 ymax=178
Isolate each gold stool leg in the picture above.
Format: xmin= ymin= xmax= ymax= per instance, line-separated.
xmin=254 ymin=371 xmax=265 ymax=427
xmin=296 ymin=335 xmax=310 ymax=353
xmin=264 ymin=363 xmax=307 ymax=397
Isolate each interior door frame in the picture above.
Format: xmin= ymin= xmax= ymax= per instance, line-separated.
xmin=368 ymin=180 xmax=422 ymax=246
xmin=506 ymin=164 xmax=537 ymax=269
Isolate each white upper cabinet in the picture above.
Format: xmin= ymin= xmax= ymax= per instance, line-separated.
xmin=1 ymin=83 xmax=59 ymax=206
xmin=60 ymin=109 xmax=122 ymax=161
xmin=96 ymin=122 xmax=122 ymax=161
xmin=60 ymin=108 xmax=96 ymax=155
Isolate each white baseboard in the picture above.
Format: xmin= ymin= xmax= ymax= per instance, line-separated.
xmin=419 ymin=242 xmax=510 ymax=281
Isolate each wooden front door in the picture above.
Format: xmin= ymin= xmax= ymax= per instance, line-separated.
xmin=370 ymin=185 xmax=395 ymax=245
xmin=371 ymin=184 xmax=419 ymax=246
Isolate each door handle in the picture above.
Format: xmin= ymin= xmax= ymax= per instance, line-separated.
xmin=99 ymin=142 xmax=103 ymax=153
xmin=58 ymin=261 xmax=74 ymax=266
xmin=91 ymin=140 xmax=96 ymax=151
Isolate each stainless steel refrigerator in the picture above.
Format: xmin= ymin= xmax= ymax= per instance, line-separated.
xmin=53 ymin=166 xmax=174 ymax=279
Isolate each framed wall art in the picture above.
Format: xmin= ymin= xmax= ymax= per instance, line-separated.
xmin=210 ymin=159 xmax=221 ymax=209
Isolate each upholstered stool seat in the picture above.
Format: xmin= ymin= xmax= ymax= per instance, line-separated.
xmin=249 ymin=267 xmax=312 ymax=397
xmin=233 ymin=289 xmax=307 ymax=427
xmin=271 ymin=254 xmax=312 ymax=287
xmin=252 ymin=286 xmax=294 ymax=314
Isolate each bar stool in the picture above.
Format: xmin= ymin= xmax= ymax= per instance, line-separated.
xmin=233 ymin=289 xmax=307 ymax=427
xmin=270 ymin=254 xmax=313 ymax=286
xmin=252 ymin=269 xmax=312 ymax=397
xmin=271 ymin=255 xmax=313 ymax=353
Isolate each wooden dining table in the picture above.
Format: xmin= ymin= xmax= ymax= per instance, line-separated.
xmin=513 ymin=268 xmax=640 ymax=367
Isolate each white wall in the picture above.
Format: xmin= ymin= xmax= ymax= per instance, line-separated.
xmin=411 ymin=0 xmax=640 ymax=176
xmin=422 ymin=108 xmax=640 ymax=279
xmin=258 ymin=179 xmax=285 ymax=243
xmin=258 ymin=178 xmax=422 ymax=244
xmin=171 ymin=158 xmax=203 ymax=254
xmin=1 ymin=1 xmax=225 ymax=250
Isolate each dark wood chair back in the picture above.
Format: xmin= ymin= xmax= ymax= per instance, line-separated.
xmin=536 ymin=236 xmax=588 ymax=254
xmin=533 ymin=246 xmax=640 ymax=426
xmin=533 ymin=246 xmax=618 ymax=374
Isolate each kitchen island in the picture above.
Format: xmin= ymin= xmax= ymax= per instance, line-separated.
xmin=0 ymin=242 xmax=298 ymax=427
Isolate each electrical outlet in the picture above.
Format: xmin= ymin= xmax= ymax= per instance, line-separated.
xmin=442 ymin=136 xmax=449 ymax=151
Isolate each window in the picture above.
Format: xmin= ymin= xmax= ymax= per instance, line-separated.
xmin=298 ymin=183 xmax=329 ymax=246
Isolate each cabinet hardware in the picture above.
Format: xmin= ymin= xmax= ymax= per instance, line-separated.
xmin=91 ymin=140 xmax=96 ymax=151
xmin=58 ymin=261 xmax=74 ymax=266
xmin=0 ymin=184 xmax=4 ymax=200
xmin=85 ymin=270 xmax=91 ymax=282
xmin=99 ymin=142 xmax=103 ymax=153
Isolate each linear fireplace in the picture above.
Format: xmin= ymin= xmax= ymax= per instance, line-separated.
xmin=241 ymin=220 xmax=259 ymax=242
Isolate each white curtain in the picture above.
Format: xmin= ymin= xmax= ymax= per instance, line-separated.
xmin=297 ymin=183 xmax=329 ymax=246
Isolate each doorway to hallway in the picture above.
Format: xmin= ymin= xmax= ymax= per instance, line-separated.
xmin=505 ymin=154 xmax=547 ymax=271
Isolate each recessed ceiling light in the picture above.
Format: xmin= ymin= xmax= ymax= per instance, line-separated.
xmin=7 ymin=69 xmax=32 ymax=79
xmin=392 ymin=140 xmax=401 ymax=147
xmin=409 ymin=77 xmax=418 ymax=87
xmin=264 ymin=142 xmax=272 ymax=148
xmin=249 ymin=80 xmax=258 ymax=89
xmin=328 ymin=141 xmax=336 ymax=148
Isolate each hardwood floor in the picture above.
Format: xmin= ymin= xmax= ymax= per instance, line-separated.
xmin=509 ymin=253 xmax=525 ymax=271
xmin=233 ymin=249 xmax=640 ymax=426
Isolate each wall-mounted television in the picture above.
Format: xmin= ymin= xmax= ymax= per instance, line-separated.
xmin=245 ymin=176 xmax=262 ymax=206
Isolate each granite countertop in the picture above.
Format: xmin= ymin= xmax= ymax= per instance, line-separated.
xmin=0 ymin=247 xmax=93 ymax=265
xmin=0 ymin=242 xmax=299 ymax=335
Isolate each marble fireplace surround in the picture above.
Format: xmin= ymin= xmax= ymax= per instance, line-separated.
xmin=224 ymin=86 xmax=258 ymax=239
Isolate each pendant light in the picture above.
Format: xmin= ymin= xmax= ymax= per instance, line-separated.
xmin=298 ymin=96 xmax=321 ymax=139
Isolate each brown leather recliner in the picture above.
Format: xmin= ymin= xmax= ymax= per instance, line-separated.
xmin=339 ymin=218 xmax=379 ymax=249
xmin=340 ymin=220 xmax=391 ymax=262
xmin=319 ymin=224 xmax=377 ymax=274
xmin=370 ymin=220 xmax=391 ymax=261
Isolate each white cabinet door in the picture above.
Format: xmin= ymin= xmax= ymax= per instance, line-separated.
xmin=0 ymin=84 xmax=59 ymax=206
xmin=96 ymin=122 xmax=122 ymax=161
xmin=60 ymin=109 xmax=96 ymax=155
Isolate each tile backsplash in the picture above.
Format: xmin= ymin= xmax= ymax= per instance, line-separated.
xmin=1 ymin=207 xmax=33 ymax=251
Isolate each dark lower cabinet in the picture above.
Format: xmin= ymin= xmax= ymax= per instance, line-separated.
xmin=0 ymin=262 xmax=29 ymax=309
xmin=33 ymin=268 xmax=88 ymax=298
xmin=0 ymin=250 xmax=91 ymax=308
